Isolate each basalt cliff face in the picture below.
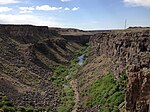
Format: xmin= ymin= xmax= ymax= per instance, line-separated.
xmin=90 ymin=30 xmax=149 ymax=77
xmin=0 ymin=25 xmax=150 ymax=112
xmin=77 ymin=29 xmax=150 ymax=112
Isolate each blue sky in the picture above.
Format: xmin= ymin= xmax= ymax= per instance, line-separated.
xmin=0 ymin=0 xmax=149 ymax=30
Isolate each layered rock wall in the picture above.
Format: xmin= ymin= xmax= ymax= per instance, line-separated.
xmin=88 ymin=29 xmax=150 ymax=112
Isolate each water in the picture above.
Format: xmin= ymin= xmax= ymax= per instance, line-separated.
xmin=78 ymin=54 xmax=84 ymax=65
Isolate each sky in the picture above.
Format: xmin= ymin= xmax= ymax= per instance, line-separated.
xmin=0 ymin=0 xmax=149 ymax=30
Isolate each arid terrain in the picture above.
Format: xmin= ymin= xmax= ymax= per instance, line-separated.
xmin=0 ymin=25 xmax=150 ymax=112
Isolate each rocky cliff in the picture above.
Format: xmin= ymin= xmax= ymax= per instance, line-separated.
xmin=0 ymin=25 xmax=91 ymax=111
xmin=77 ymin=28 xmax=150 ymax=112
xmin=127 ymin=65 xmax=150 ymax=112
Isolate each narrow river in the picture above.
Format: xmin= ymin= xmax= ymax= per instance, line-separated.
xmin=78 ymin=54 xmax=84 ymax=65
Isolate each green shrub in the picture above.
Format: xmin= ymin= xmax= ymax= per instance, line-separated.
xmin=83 ymin=73 xmax=126 ymax=111
xmin=17 ymin=106 xmax=26 ymax=112
xmin=1 ymin=97 xmax=9 ymax=102
xmin=1 ymin=106 xmax=15 ymax=112
xmin=25 ymin=107 xmax=34 ymax=112
xmin=2 ymin=101 xmax=13 ymax=107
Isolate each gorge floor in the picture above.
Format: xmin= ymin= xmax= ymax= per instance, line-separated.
xmin=70 ymin=79 xmax=79 ymax=112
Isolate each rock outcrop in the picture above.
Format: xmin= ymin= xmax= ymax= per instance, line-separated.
xmin=62 ymin=35 xmax=91 ymax=45
xmin=77 ymin=29 xmax=150 ymax=112
xmin=89 ymin=30 xmax=150 ymax=77
xmin=126 ymin=65 xmax=150 ymax=112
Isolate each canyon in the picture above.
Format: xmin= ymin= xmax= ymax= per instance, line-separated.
xmin=0 ymin=25 xmax=150 ymax=112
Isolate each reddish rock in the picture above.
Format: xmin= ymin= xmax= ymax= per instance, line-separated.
xmin=126 ymin=66 xmax=150 ymax=112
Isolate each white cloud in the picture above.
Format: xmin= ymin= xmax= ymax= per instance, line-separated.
xmin=0 ymin=0 xmax=20 ymax=4
xmin=18 ymin=5 xmax=79 ymax=13
xmin=19 ymin=10 xmax=32 ymax=14
xmin=36 ymin=5 xmax=62 ymax=11
xmin=72 ymin=7 xmax=79 ymax=11
xmin=0 ymin=14 xmax=62 ymax=27
xmin=123 ymin=0 xmax=150 ymax=8
xmin=0 ymin=7 xmax=12 ymax=13
xmin=61 ymin=0 xmax=72 ymax=2
xmin=19 ymin=5 xmax=63 ymax=13
xmin=19 ymin=7 xmax=34 ymax=13
xmin=19 ymin=7 xmax=34 ymax=11
xmin=64 ymin=7 xmax=70 ymax=10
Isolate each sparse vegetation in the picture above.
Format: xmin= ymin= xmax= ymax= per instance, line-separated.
xmin=0 ymin=94 xmax=48 ymax=112
xmin=0 ymin=44 xmax=89 ymax=112
xmin=50 ymin=45 xmax=89 ymax=112
xmin=0 ymin=94 xmax=15 ymax=112
xmin=81 ymin=73 xmax=127 ymax=112
xmin=75 ymin=44 xmax=89 ymax=56
xmin=50 ymin=65 xmax=75 ymax=112
xmin=50 ymin=59 xmax=80 ymax=112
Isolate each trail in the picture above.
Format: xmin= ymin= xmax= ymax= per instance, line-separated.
xmin=70 ymin=79 xmax=80 ymax=112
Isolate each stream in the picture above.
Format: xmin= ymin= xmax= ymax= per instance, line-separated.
xmin=78 ymin=54 xmax=84 ymax=65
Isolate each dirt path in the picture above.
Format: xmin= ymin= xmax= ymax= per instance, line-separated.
xmin=70 ymin=79 xmax=79 ymax=112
